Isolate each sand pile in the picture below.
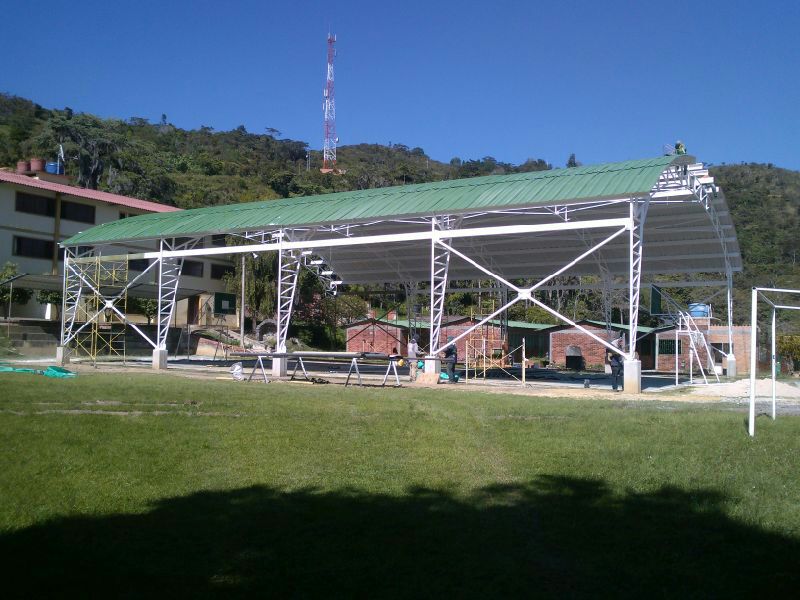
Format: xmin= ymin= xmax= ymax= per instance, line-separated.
xmin=691 ymin=378 xmax=800 ymax=399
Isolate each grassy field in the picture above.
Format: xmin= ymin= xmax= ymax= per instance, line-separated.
xmin=1 ymin=372 xmax=798 ymax=597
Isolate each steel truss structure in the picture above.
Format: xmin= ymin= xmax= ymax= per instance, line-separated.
xmin=60 ymin=160 xmax=741 ymax=392
xmin=748 ymin=287 xmax=800 ymax=437
xmin=61 ymin=237 xmax=199 ymax=362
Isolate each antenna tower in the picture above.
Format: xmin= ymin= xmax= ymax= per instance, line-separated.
xmin=321 ymin=33 xmax=337 ymax=173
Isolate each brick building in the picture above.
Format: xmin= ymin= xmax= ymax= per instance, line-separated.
xmin=655 ymin=323 xmax=752 ymax=375
xmin=345 ymin=313 xmax=551 ymax=361
xmin=548 ymin=320 xmax=663 ymax=370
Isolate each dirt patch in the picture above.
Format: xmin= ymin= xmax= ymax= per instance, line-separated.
xmin=690 ymin=378 xmax=800 ymax=399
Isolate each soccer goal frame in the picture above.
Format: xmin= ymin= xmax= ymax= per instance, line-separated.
xmin=748 ymin=287 xmax=800 ymax=437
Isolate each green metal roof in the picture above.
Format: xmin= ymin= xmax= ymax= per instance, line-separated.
xmin=350 ymin=316 xmax=556 ymax=331
xmin=582 ymin=320 xmax=669 ymax=335
xmin=63 ymin=155 xmax=689 ymax=246
xmin=501 ymin=319 xmax=558 ymax=331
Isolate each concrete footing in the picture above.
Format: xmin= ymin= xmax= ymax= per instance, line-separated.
xmin=56 ymin=345 xmax=71 ymax=366
xmin=424 ymin=357 xmax=441 ymax=374
xmin=623 ymin=359 xmax=642 ymax=394
xmin=272 ymin=356 xmax=288 ymax=378
xmin=152 ymin=348 xmax=168 ymax=370
xmin=726 ymin=355 xmax=737 ymax=378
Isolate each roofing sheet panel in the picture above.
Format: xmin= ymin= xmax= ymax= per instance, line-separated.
xmin=63 ymin=155 xmax=687 ymax=245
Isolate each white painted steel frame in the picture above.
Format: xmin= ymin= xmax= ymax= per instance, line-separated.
xmin=61 ymin=253 xmax=160 ymax=350
xmin=748 ymin=287 xmax=800 ymax=437
xmin=433 ymin=224 xmax=632 ymax=359
xmin=157 ymin=237 xmax=200 ymax=351
xmin=429 ymin=216 xmax=454 ymax=357
xmin=276 ymin=236 xmax=301 ymax=353
xmin=61 ymin=162 xmax=739 ymax=391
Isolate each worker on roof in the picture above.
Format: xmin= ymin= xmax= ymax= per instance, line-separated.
xmin=675 ymin=140 xmax=687 ymax=155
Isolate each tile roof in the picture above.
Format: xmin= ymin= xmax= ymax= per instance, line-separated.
xmin=0 ymin=170 xmax=180 ymax=213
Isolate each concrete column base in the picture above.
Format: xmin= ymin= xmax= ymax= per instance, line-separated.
xmin=152 ymin=348 xmax=168 ymax=370
xmin=56 ymin=345 xmax=71 ymax=366
xmin=272 ymin=356 xmax=288 ymax=378
xmin=424 ymin=357 xmax=441 ymax=374
xmin=623 ymin=359 xmax=642 ymax=394
xmin=726 ymin=355 xmax=737 ymax=378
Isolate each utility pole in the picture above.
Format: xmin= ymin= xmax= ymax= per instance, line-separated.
xmin=321 ymin=32 xmax=338 ymax=173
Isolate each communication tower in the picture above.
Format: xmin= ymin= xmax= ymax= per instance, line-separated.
xmin=321 ymin=33 xmax=338 ymax=173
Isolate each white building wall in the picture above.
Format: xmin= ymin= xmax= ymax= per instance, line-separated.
xmin=1 ymin=180 xmax=234 ymax=323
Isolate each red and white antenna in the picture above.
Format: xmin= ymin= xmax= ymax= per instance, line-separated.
xmin=321 ymin=32 xmax=338 ymax=173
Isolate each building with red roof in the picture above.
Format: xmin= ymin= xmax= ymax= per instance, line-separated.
xmin=1 ymin=163 xmax=233 ymax=323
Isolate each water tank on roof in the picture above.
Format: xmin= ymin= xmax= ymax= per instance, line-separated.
xmin=45 ymin=161 xmax=64 ymax=175
xmin=688 ymin=303 xmax=710 ymax=318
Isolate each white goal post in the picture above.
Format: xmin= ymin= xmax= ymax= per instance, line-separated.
xmin=749 ymin=287 xmax=800 ymax=437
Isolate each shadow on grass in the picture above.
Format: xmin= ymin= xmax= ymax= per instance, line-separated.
xmin=2 ymin=476 xmax=797 ymax=597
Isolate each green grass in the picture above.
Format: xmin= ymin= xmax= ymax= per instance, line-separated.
xmin=1 ymin=372 xmax=798 ymax=597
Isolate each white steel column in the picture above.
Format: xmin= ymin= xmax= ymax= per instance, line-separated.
xmin=725 ymin=269 xmax=737 ymax=377
xmin=748 ymin=287 xmax=757 ymax=437
xmin=273 ymin=239 xmax=300 ymax=377
xmin=57 ymin=246 xmax=80 ymax=365
xmin=771 ymin=307 xmax=777 ymax=420
xmin=240 ymin=254 xmax=246 ymax=346
xmin=625 ymin=197 xmax=649 ymax=393
xmin=154 ymin=238 xmax=196 ymax=369
xmin=426 ymin=217 xmax=451 ymax=374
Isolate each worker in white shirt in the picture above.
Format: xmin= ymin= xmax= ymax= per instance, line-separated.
xmin=407 ymin=335 xmax=420 ymax=382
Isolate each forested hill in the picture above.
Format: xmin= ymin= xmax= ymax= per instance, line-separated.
xmin=709 ymin=163 xmax=800 ymax=321
xmin=1 ymin=93 xmax=799 ymax=320
xmin=0 ymin=93 xmax=549 ymax=209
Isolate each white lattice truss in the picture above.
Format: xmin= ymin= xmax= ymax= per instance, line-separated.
xmin=61 ymin=162 xmax=740 ymax=381
xmin=276 ymin=244 xmax=301 ymax=352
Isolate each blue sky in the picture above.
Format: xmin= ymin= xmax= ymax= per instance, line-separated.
xmin=4 ymin=0 xmax=799 ymax=169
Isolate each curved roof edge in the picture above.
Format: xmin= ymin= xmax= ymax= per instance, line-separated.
xmin=63 ymin=154 xmax=693 ymax=246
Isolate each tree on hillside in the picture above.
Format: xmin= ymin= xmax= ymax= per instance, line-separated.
xmin=567 ymin=153 xmax=579 ymax=168
xmin=28 ymin=113 xmax=128 ymax=189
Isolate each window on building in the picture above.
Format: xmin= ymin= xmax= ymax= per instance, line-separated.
xmin=13 ymin=236 xmax=55 ymax=260
xmin=711 ymin=342 xmax=731 ymax=365
xmin=658 ymin=339 xmax=683 ymax=355
xmin=60 ymin=200 xmax=95 ymax=224
xmin=183 ymin=260 xmax=204 ymax=278
xmin=16 ymin=192 xmax=55 ymax=217
xmin=210 ymin=263 xmax=234 ymax=280
xmin=128 ymin=259 xmax=151 ymax=272
xmin=210 ymin=234 xmax=228 ymax=247
xmin=120 ymin=212 xmax=133 ymax=219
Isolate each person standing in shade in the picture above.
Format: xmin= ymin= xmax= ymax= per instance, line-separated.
xmin=442 ymin=336 xmax=458 ymax=384
xmin=607 ymin=350 xmax=623 ymax=392
xmin=407 ymin=335 xmax=420 ymax=382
